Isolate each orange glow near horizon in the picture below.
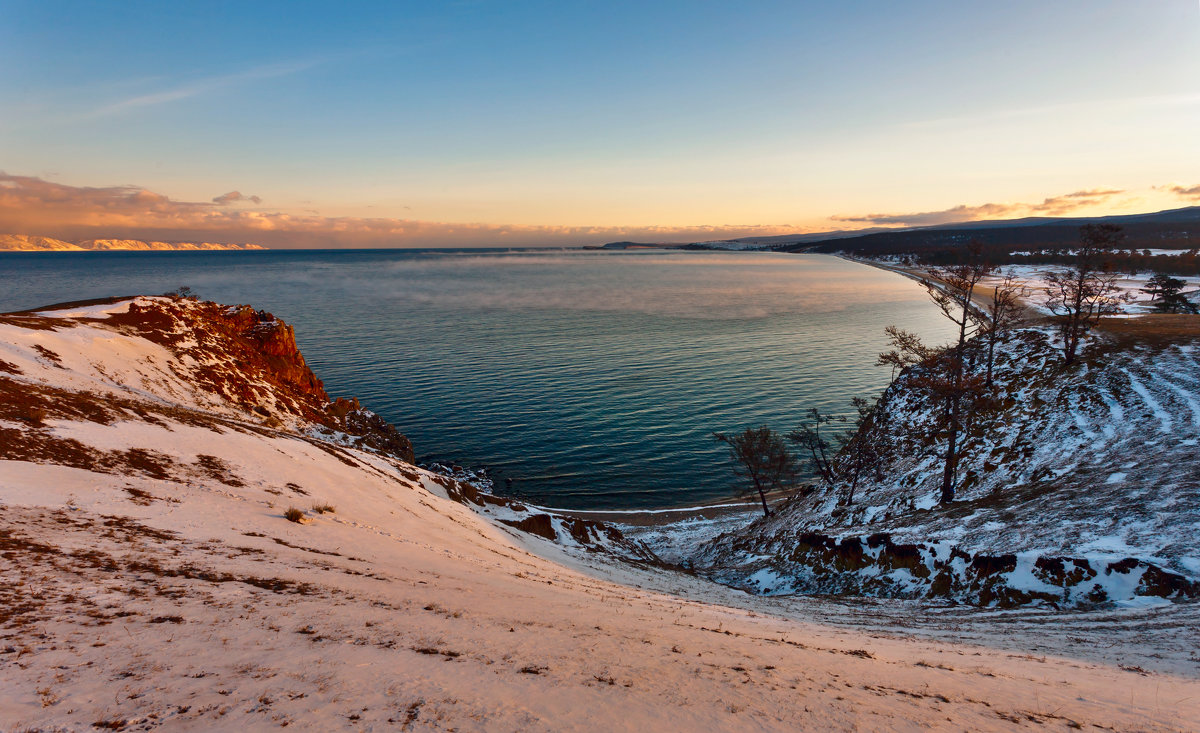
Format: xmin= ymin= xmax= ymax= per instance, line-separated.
xmin=1 ymin=173 xmax=1197 ymax=249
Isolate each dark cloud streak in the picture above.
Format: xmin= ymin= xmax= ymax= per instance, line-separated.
xmin=212 ymin=191 xmax=262 ymax=205
xmin=833 ymin=188 xmax=1126 ymax=227
xmin=1166 ymin=184 xmax=1200 ymax=199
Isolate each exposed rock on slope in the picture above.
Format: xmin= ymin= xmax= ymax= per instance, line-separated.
xmin=2 ymin=297 xmax=1198 ymax=730
xmin=0 ymin=295 xmax=652 ymax=558
xmin=698 ymin=325 xmax=1200 ymax=607
xmin=3 ymin=296 xmax=411 ymax=462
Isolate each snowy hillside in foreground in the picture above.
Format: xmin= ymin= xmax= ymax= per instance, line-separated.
xmin=2 ymin=297 xmax=1198 ymax=730
xmin=698 ymin=324 xmax=1200 ymax=607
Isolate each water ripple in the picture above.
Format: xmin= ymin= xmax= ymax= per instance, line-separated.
xmin=0 ymin=248 xmax=957 ymax=509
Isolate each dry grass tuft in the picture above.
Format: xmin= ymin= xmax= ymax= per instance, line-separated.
xmin=284 ymin=507 xmax=305 ymax=523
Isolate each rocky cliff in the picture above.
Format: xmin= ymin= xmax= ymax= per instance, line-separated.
xmin=23 ymin=296 xmax=414 ymax=463
xmin=0 ymin=295 xmax=656 ymax=559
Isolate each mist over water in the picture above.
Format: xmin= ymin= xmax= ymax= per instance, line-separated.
xmin=1 ymin=249 xmax=957 ymax=509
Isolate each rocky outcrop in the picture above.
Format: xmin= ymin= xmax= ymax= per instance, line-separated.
xmin=170 ymin=300 xmax=413 ymax=462
xmin=101 ymin=299 xmax=329 ymax=419
xmin=702 ymin=529 xmax=1200 ymax=608
xmin=420 ymin=471 xmax=659 ymax=563
xmin=28 ymin=296 xmax=414 ymax=463
xmin=341 ymin=405 xmax=415 ymax=464
xmin=210 ymin=304 xmax=326 ymax=398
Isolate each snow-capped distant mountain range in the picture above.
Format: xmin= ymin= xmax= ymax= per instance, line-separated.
xmin=0 ymin=233 xmax=265 ymax=251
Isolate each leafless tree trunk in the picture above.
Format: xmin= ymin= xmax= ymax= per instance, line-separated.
xmin=787 ymin=408 xmax=838 ymax=487
xmin=714 ymin=426 xmax=798 ymax=517
xmin=924 ymin=242 xmax=991 ymax=504
xmin=834 ymin=396 xmax=889 ymax=506
xmin=983 ymin=271 xmax=1028 ymax=388
xmin=1042 ymin=224 xmax=1130 ymax=366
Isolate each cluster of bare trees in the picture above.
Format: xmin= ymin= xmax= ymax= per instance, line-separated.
xmin=715 ymin=225 xmax=1143 ymax=515
xmin=786 ymin=399 xmax=890 ymax=507
xmin=714 ymin=397 xmax=893 ymax=516
xmin=1042 ymin=224 xmax=1131 ymax=365
xmin=880 ymin=225 xmax=1133 ymax=504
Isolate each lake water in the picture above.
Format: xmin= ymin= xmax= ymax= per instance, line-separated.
xmin=1 ymin=249 xmax=956 ymax=509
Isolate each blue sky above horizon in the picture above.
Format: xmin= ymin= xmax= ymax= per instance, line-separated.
xmin=1 ymin=1 xmax=1199 ymax=247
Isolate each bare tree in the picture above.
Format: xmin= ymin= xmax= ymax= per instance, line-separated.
xmin=164 ymin=285 xmax=198 ymax=299
xmin=786 ymin=408 xmax=838 ymax=486
xmin=713 ymin=426 xmax=798 ymax=517
xmin=1043 ymin=224 xmax=1130 ymax=365
xmin=924 ymin=242 xmax=992 ymax=356
xmin=876 ymin=243 xmax=991 ymax=504
xmin=981 ymin=270 xmax=1028 ymax=388
xmin=876 ymin=325 xmax=935 ymax=382
xmin=832 ymin=397 xmax=890 ymax=506
xmin=923 ymin=242 xmax=991 ymax=504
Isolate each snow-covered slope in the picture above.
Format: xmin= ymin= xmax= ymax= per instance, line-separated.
xmin=2 ymin=298 xmax=1198 ymax=730
xmin=0 ymin=296 xmax=644 ymax=558
xmin=0 ymin=234 xmax=84 ymax=251
xmin=698 ymin=324 xmax=1200 ymax=607
xmin=0 ymin=234 xmax=264 ymax=251
xmin=76 ymin=238 xmax=265 ymax=251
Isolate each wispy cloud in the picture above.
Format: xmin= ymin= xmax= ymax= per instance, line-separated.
xmin=81 ymin=59 xmax=321 ymax=119
xmin=0 ymin=173 xmax=798 ymax=248
xmin=832 ymin=188 xmax=1125 ymax=227
xmin=1161 ymin=183 xmax=1200 ymax=200
xmin=212 ymin=191 xmax=262 ymax=205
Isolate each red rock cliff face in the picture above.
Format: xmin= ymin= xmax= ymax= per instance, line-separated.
xmin=212 ymin=305 xmax=328 ymax=401
xmin=106 ymin=297 xmax=414 ymax=462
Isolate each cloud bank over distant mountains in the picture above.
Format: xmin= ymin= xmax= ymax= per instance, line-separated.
xmin=2 ymin=173 xmax=1197 ymax=248
xmin=0 ymin=173 xmax=801 ymax=248
xmin=831 ymin=189 xmax=1131 ymax=227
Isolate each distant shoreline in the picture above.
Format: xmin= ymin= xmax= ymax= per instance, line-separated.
xmin=0 ymin=233 xmax=266 ymax=252
xmin=837 ymin=253 xmax=1000 ymax=312
xmin=0 ymin=249 xmax=266 ymax=253
xmin=542 ymin=487 xmax=796 ymax=527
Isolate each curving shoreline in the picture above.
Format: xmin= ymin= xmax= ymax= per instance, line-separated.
xmin=2 ymin=294 xmax=1198 ymax=729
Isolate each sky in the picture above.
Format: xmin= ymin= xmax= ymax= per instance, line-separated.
xmin=1 ymin=0 xmax=1199 ymax=248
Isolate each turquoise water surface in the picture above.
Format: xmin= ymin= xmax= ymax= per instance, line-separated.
xmin=1 ymin=248 xmax=956 ymax=509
